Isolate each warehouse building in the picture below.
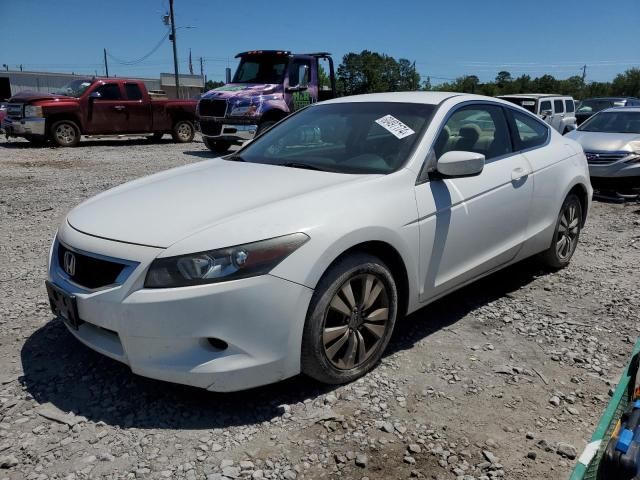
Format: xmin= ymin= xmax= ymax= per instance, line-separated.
xmin=0 ymin=70 xmax=203 ymax=100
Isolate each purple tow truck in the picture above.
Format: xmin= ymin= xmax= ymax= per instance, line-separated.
xmin=196 ymin=50 xmax=336 ymax=153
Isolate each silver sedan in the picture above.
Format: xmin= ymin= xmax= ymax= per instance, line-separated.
xmin=566 ymin=107 xmax=640 ymax=192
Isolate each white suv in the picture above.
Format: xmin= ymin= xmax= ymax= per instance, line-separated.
xmin=498 ymin=94 xmax=577 ymax=134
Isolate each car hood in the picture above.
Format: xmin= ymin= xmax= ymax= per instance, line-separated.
xmin=9 ymin=91 xmax=78 ymax=103
xmin=565 ymin=130 xmax=640 ymax=152
xmin=67 ymin=159 xmax=364 ymax=248
xmin=201 ymin=83 xmax=283 ymax=100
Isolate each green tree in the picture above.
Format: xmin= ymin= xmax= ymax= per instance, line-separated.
xmin=204 ymin=80 xmax=224 ymax=91
xmin=611 ymin=68 xmax=640 ymax=97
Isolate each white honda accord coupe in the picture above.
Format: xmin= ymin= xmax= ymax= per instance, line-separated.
xmin=46 ymin=92 xmax=592 ymax=392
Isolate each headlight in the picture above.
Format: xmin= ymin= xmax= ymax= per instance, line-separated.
xmin=229 ymin=104 xmax=258 ymax=117
xmin=144 ymin=233 xmax=309 ymax=288
xmin=24 ymin=105 xmax=43 ymax=117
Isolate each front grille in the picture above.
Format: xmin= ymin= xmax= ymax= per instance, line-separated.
xmin=199 ymin=119 xmax=222 ymax=136
xmin=584 ymin=151 xmax=627 ymax=165
xmin=6 ymin=103 xmax=23 ymax=119
xmin=198 ymin=99 xmax=227 ymax=117
xmin=57 ymin=244 xmax=127 ymax=290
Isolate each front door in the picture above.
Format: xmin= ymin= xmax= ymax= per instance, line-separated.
xmin=415 ymin=103 xmax=533 ymax=302
xmin=85 ymin=83 xmax=127 ymax=134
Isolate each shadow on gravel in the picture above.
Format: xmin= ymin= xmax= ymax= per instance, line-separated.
xmin=20 ymin=259 xmax=547 ymax=430
xmin=1 ymin=138 xmax=203 ymax=149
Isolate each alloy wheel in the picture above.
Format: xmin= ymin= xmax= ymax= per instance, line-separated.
xmin=556 ymin=202 xmax=580 ymax=260
xmin=176 ymin=122 xmax=192 ymax=141
xmin=322 ymin=273 xmax=390 ymax=370
xmin=55 ymin=124 xmax=76 ymax=145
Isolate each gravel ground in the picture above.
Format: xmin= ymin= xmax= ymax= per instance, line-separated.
xmin=0 ymin=135 xmax=639 ymax=480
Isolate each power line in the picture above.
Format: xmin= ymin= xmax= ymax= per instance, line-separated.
xmin=107 ymin=31 xmax=170 ymax=65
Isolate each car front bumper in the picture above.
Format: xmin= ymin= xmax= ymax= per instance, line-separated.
xmin=47 ymin=223 xmax=314 ymax=392
xmin=2 ymin=116 xmax=46 ymax=137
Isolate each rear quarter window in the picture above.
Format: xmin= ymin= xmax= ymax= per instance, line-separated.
xmin=510 ymin=110 xmax=549 ymax=150
xmin=554 ymin=100 xmax=564 ymax=113
xmin=565 ymin=100 xmax=575 ymax=113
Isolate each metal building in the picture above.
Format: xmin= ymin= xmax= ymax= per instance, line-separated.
xmin=0 ymin=70 xmax=202 ymax=100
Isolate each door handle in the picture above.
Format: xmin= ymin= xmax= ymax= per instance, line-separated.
xmin=511 ymin=167 xmax=529 ymax=181
xmin=113 ymin=105 xmax=126 ymax=111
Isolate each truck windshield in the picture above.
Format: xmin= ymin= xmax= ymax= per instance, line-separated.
xmin=579 ymin=111 xmax=640 ymax=134
xmin=232 ymin=56 xmax=287 ymax=84
xmin=55 ymin=80 xmax=94 ymax=98
xmin=232 ymin=102 xmax=435 ymax=174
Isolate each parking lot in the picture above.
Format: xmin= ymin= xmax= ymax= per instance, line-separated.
xmin=0 ymin=136 xmax=639 ymax=480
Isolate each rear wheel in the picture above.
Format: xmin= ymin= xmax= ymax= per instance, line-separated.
xmin=301 ymin=253 xmax=398 ymax=385
xmin=203 ymin=137 xmax=231 ymax=154
xmin=171 ymin=120 xmax=194 ymax=143
xmin=50 ymin=120 xmax=80 ymax=147
xmin=539 ymin=194 xmax=582 ymax=269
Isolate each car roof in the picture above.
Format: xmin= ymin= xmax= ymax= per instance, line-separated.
xmin=583 ymin=97 xmax=638 ymax=101
xmin=600 ymin=106 xmax=640 ymax=113
xmin=322 ymin=91 xmax=520 ymax=106
xmin=498 ymin=94 xmax=570 ymax=99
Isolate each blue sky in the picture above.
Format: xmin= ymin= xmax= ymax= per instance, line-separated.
xmin=2 ymin=0 xmax=639 ymax=84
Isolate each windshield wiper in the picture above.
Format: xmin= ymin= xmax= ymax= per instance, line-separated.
xmin=282 ymin=162 xmax=327 ymax=171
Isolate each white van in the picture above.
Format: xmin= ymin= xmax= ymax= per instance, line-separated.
xmin=498 ymin=94 xmax=577 ymax=134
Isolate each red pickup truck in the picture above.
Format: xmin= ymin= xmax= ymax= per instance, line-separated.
xmin=2 ymin=78 xmax=197 ymax=147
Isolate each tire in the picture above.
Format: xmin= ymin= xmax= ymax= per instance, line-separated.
xmin=301 ymin=253 xmax=398 ymax=385
xmin=203 ymin=137 xmax=231 ymax=154
xmin=539 ymin=194 xmax=583 ymax=269
xmin=256 ymin=120 xmax=277 ymax=136
xmin=50 ymin=120 xmax=80 ymax=147
xmin=171 ymin=120 xmax=195 ymax=143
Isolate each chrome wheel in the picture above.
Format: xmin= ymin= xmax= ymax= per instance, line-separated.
xmin=556 ymin=202 xmax=580 ymax=260
xmin=55 ymin=123 xmax=76 ymax=145
xmin=322 ymin=274 xmax=389 ymax=370
xmin=176 ymin=122 xmax=192 ymax=141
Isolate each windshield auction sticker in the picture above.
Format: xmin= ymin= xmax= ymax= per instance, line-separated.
xmin=375 ymin=115 xmax=415 ymax=139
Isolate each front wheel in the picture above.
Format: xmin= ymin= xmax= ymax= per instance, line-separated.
xmin=171 ymin=120 xmax=195 ymax=143
xmin=539 ymin=194 xmax=583 ymax=269
xmin=301 ymin=253 xmax=398 ymax=385
xmin=50 ymin=120 xmax=80 ymax=147
xmin=203 ymin=137 xmax=231 ymax=154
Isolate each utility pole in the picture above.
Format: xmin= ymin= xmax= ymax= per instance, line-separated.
xmin=103 ymin=48 xmax=109 ymax=78
xmin=581 ymin=64 xmax=587 ymax=100
xmin=169 ymin=0 xmax=180 ymax=98
xmin=199 ymin=56 xmax=205 ymax=92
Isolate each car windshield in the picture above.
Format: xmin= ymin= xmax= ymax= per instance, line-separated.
xmin=501 ymin=98 xmax=536 ymax=113
xmin=576 ymin=99 xmax=616 ymax=114
xmin=579 ymin=111 xmax=640 ymax=134
xmin=54 ymin=79 xmax=94 ymax=97
xmin=232 ymin=102 xmax=435 ymax=174
xmin=232 ymin=56 xmax=287 ymax=84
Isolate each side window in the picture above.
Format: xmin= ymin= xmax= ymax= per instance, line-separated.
xmin=565 ymin=99 xmax=575 ymax=113
xmin=553 ymin=99 xmax=564 ymax=113
xmin=539 ymin=100 xmax=552 ymax=114
xmin=288 ymin=60 xmax=310 ymax=88
xmin=94 ymin=83 xmax=122 ymax=100
xmin=434 ymin=105 xmax=512 ymax=161
xmin=125 ymin=83 xmax=143 ymax=100
xmin=511 ymin=110 xmax=549 ymax=150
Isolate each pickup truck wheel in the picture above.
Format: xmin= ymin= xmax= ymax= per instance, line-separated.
xmin=50 ymin=120 xmax=80 ymax=147
xmin=171 ymin=120 xmax=194 ymax=143
xmin=203 ymin=137 xmax=231 ymax=154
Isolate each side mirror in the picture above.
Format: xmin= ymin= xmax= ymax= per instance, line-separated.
xmin=88 ymin=91 xmax=102 ymax=100
xmin=286 ymin=85 xmax=306 ymax=93
xmin=540 ymin=109 xmax=552 ymax=118
xmin=436 ymin=151 xmax=485 ymax=177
